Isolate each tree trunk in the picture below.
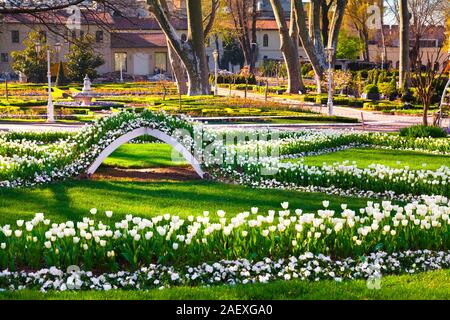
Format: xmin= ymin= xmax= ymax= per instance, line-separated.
xmin=186 ymin=0 xmax=210 ymax=95
xmin=360 ymin=29 xmax=370 ymax=61
xmin=423 ymin=104 xmax=428 ymax=125
xmin=270 ymin=0 xmax=302 ymax=94
xmin=167 ymin=42 xmax=188 ymax=95
xmin=399 ymin=0 xmax=410 ymax=90
xmin=160 ymin=1 xmax=188 ymax=95
xmin=147 ymin=0 xmax=211 ymax=96
xmin=293 ymin=0 xmax=326 ymax=93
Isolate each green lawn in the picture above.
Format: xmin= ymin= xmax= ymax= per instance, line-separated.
xmin=102 ymin=144 xmax=187 ymax=168
xmin=0 ymin=179 xmax=371 ymax=225
xmin=1 ymin=269 xmax=449 ymax=300
xmin=1 ymin=143 xmax=448 ymax=300
xmin=290 ymin=148 xmax=450 ymax=170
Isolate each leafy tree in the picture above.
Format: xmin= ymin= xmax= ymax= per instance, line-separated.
xmin=65 ymin=35 xmax=104 ymax=82
xmin=11 ymin=31 xmax=47 ymax=83
xmin=220 ymin=36 xmax=244 ymax=69
xmin=55 ymin=61 xmax=68 ymax=86
xmin=336 ymin=32 xmax=362 ymax=60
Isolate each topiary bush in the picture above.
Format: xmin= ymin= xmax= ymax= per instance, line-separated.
xmin=364 ymin=84 xmax=379 ymax=94
xmin=399 ymin=125 xmax=448 ymax=138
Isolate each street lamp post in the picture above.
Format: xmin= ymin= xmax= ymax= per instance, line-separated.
xmin=325 ymin=46 xmax=335 ymax=116
xmin=36 ymin=41 xmax=54 ymax=122
xmin=212 ymin=49 xmax=219 ymax=96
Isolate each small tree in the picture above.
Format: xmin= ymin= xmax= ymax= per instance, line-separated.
xmin=336 ymin=32 xmax=363 ymax=60
xmin=411 ymin=50 xmax=447 ymax=125
xmin=328 ymin=70 xmax=353 ymax=94
xmin=65 ymin=35 xmax=104 ymax=82
xmin=55 ymin=61 xmax=68 ymax=87
xmin=11 ymin=31 xmax=47 ymax=83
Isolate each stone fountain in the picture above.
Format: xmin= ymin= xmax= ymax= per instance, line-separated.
xmin=73 ymin=75 xmax=101 ymax=106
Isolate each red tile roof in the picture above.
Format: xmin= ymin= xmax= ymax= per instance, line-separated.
xmin=3 ymin=11 xmax=115 ymax=26
xmin=111 ymin=32 xmax=167 ymax=48
xmin=3 ymin=11 xmax=187 ymax=30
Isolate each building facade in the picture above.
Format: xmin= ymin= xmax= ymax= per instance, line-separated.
xmin=0 ymin=6 xmax=446 ymax=80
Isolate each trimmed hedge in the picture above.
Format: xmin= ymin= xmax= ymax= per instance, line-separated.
xmin=399 ymin=125 xmax=448 ymax=138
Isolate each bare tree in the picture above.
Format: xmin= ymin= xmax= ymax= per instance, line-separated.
xmin=269 ymin=0 xmax=304 ymax=93
xmin=345 ymin=0 xmax=370 ymax=61
xmin=293 ymin=0 xmax=348 ymax=93
xmin=386 ymin=0 xmax=447 ymax=89
xmin=411 ymin=49 xmax=447 ymax=125
xmin=226 ymin=0 xmax=258 ymax=73
xmin=147 ymin=0 xmax=211 ymax=95
xmin=398 ymin=0 xmax=410 ymax=89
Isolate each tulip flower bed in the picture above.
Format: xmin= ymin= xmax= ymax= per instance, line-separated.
xmin=0 ymin=197 xmax=449 ymax=272
xmin=0 ymin=111 xmax=196 ymax=187
xmin=0 ymin=111 xmax=448 ymax=198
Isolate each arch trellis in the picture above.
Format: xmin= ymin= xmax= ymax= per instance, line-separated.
xmin=86 ymin=127 xmax=204 ymax=178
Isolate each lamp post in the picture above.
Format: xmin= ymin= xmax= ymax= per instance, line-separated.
xmin=36 ymin=41 xmax=54 ymax=122
xmin=213 ymin=49 xmax=219 ymax=96
xmin=325 ymin=46 xmax=335 ymax=116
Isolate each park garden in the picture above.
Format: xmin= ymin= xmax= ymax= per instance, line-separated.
xmin=0 ymin=108 xmax=449 ymax=299
xmin=0 ymin=0 xmax=449 ymax=302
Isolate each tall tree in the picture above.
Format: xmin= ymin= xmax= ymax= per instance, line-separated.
xmin=226 ymin=0 xmax=258 ymax=73
xmin=11 ymin=31 xmax=48 ymax=83
xmin=65 ymin=35 xmax=105 ymax=81
xmin=387 ymin=0 xmax=447 ymax=88
xmin=147 ymin=0 xmax=211 ymax=95
xmin=161 ymin=0 xmax=219 ymax=95
xmin=398 ymin=0 xmax=410 ymax=89
xmin=345 ymin=0 xmax=370 ymax=61
xmin=269 ymin=0 xmax=304 ymax=94
xmin=293 ymin=0 xmax=348 ymax=93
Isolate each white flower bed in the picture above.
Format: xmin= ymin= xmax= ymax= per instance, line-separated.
xmin=1 ymin=250 xmax=449 ymax=292
xmin=1 ymin=196 xmax=449 ymax=272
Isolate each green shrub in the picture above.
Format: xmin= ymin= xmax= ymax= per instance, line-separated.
xmin=379 ymin=81 xmax=397 ymax=97
xmin=399 ymin=125 xmax=448 ymax=138
xmin=364 ymin=84 xmax=379 ymax=94
xmin=363 ymin=102 xmax=401 ymax=111
xmin=400 ymin=88 xmax=415 ymax=103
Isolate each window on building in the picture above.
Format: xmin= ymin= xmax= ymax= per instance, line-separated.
xmin=96 ymin=30 xmax=104 ymax=43
xmin=72 ymin=30 xmax=77 ymax=40
xmin=263 ymin=34 xmax=269 ymax=47
xmin=154 ymin=52 xmax=167 ymax=73
xmin=0 ymin=53 xmax=9 ymax=62
xmin=80 ymin=30 xmax=85 ymax=38
xmin=11 ymin=30 xmax=19 ymax=43
xmin=181 ymin=33 xmax=187 ymax=42
xmin=114 ymin=52 xmax=127 ymax=72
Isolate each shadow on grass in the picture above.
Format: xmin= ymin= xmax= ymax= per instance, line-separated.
xmin=0 ymin=179 xmax=373 ymax=224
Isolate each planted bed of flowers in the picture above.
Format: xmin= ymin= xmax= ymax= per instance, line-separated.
xmin=0 ymin=110 xmax=197 ymax=187
xmin=1 ymin=250 xmax=449 ymax=292
xmin=0 ymin=197 xmax=449 ymax=291
xmin=1 ymin=197 xmax=449 ymax=271
xmin=0 ymin=111 xmax=448 ymax=197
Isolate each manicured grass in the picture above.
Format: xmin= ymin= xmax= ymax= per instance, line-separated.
xmin=1 ymin=269 xmax=449 ymax=300
xmin=0 ymin=179 xmax=373 ymax=225
xmin=291 ymin=148 xmax=450 ymax=170
xmin=102 ymin=144 xmax=187 ymax=169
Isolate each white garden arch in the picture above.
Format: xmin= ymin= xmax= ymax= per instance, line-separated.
xmin=87 ymin=127 xmax=204 ymax=178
